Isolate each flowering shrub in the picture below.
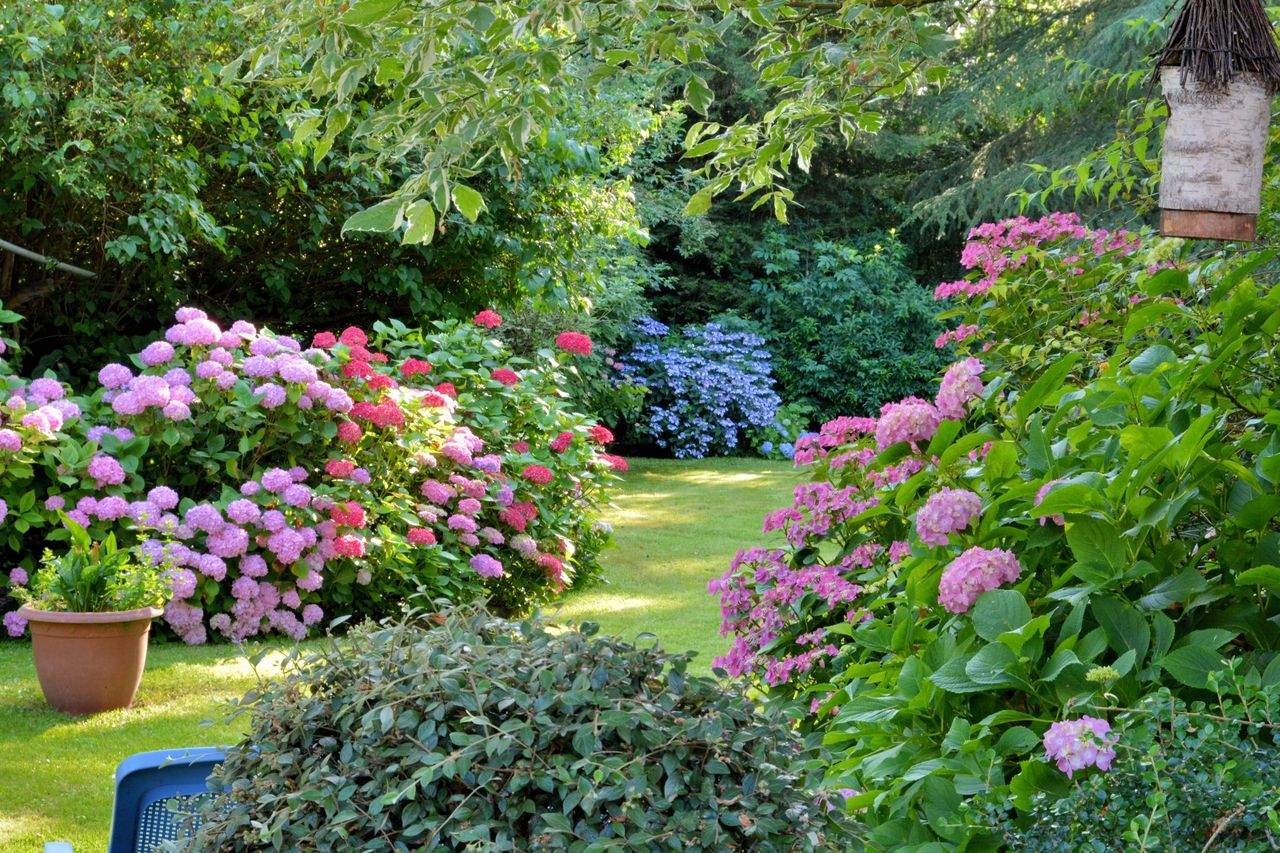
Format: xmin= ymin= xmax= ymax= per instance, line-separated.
xmin=618 ymin=318 xmax=781 ymax=458
xmin=710 ymin=213 xmax=1280 ymax=848
xmin=0 ymin=307 xmax=622 ymax=642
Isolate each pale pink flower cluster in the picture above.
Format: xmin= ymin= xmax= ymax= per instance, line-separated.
xmin=1043 ymin=716 xmax=1118 ymax=778
xmin=915 ymin=488 xmax=982 ymax=546
xmin=937 ymin=547 xmax=1022 ymax=613
xmin=875 ymin=397 xmax=941 ymax=450
xmin=935 ymin=358 xmax=984 ymax=420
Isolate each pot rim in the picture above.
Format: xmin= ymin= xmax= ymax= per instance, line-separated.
xmin=16 ymin=604 xmax=164 ymax=624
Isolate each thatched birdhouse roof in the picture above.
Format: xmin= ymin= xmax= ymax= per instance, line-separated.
xmin=1156 ymin=0 xmax=1280 ymax=92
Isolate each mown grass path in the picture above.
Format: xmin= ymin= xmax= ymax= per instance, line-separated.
xmin=0 ymin=458 xmax=793 ymax=849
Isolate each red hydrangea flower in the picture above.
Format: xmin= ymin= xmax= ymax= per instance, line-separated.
xmin=521 ymin=465 xmax=553 ymax=485
xmin=491 ymin=368 xmax=519 ymax=386
xmin=512 ymin=501 xmax=538 ymax=521
xmin=333 ymin=534 xmax=366 ymax=558
xmin=312 ymin=331 xmax=338 ymax=348
xmin=474 ymin=310 xmax=503 ymax=329
xmin=424 ymin=392 xmax=450 ymax=407
xmin=325 ymin=459 xmax=355 ymax=479
xmin=339 ymin=326 xmax=368 ymax=347
xmin=337 ymin=421 xmax=362 ymax=443
xmin=407 ymin=527 xmax=436 ymax=545
xmin=601 ymin=454 xmax=629 ymax=472
xmin=555 ymin=332 xmax=592 ymax=356
xmin=348 ymin=344 xmax=373 ymax=362
xmin=370 ymin=402 xmax=405 ymax=428
xmin=343 ymin=360 xmax=372 ymax=380
xmin=512 ymin=441 xmax=530 ymax=453
xmin=369 ymin=352 xmax=388 ymax=364
xmin=401 ymin=358 xmax=432 ymax=377
xmin=330 ymin=501 xmax=367 ymax=528
xmin=587 ymin=425 xmax=614 ymax=444
xmin=499 ymin=508 xmax=528 ymax=531
xmin=434 ymin=382 xmax=457 ymax=397
xmin=550 ymin=431 xmax=573 ymax=454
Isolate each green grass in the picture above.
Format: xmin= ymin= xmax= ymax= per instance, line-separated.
xmin=555 ymin=457 xmax=794 ymax=673
xmin=0 ymin=457 xmax=792 ymax=849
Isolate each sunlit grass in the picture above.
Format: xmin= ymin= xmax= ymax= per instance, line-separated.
xmin=0 ymin=457 xmax=792 ymax=848
xmin=554 ymin=457 xmax=794 ymax=673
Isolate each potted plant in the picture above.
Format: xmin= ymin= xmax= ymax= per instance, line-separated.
xmin=14 ymin=517 xmax=169 ymax=715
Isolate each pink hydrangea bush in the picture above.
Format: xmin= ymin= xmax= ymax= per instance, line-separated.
xmin=705 ymin=214 xmax=1265 ymax=844
xmin=0 ymin=307 xmax=622 ymax=641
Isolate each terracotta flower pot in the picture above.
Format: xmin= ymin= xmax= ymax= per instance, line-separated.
xmin=17 ymin=604 xmax=164 ymax=715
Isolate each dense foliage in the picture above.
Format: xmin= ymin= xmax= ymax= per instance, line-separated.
xmin=748 ymin=232 xmax=947 ymax=420
xmin=994 ymin=669 xmax=1280 ymax=851
xmin=711 ymin=213 xmax=1280 ymax=849
xmin=0 ymin=0 xmax=648 ymax=377
xmin=0 ymin=306 xmax=622 ymax=643
xmin=14 ymin=518 xmax=167 ymax=614
xmin=186 ymin=607 xmax=849 ymax=851
xmin=617 ymin=320 xmax=781 ymax=459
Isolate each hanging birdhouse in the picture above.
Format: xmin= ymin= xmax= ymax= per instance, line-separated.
xmin=1157 ymin=0 xmax=1280 ymax=242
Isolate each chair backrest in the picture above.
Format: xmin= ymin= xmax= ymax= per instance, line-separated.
xmin=107 ymin=748 xmax=225 ymax=853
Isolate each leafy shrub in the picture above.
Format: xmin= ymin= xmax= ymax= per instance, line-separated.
xmin=185 ymin=606 xmax=849 ymax=851
xmin=710 ymin=213 xmax=1280 ymax=848
xmin=618 ymin=319 xmax=781 ymax=458
xmin=0 ymin=307 xmax=623 ymax=643
xmin=748 ymin=231 xmax=948 ymax=421
xmin=14 ymin=517 xmax=168 ymax=614
xmin=989 ymin=665 xmax=1280 ymax=851
xmin=752 ymin=402 xmax=819 ymax=461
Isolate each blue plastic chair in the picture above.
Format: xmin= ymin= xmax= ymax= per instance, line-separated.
xmin=45 ymin=747 xmax=225 ymax=853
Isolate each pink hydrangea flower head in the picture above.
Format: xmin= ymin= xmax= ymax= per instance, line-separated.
xmin=0 ymin=429 xmax=20 ymax=452
xmin=916 ymin=488 xmax=982 ymax=547
xmin=175 ymin=307 xmax=208 ymax=323
xmin=875 ymin=397 xmax=941 ymax=450
xmin=3 ymin=610 xmax=25 ymax=637
xmin=1043 ymin=716 xmax=1118 ymax=778
xmin=473 ymin=310 xmax=502 ymax=329
xmin=98 ymin=363 xmax=133 ymax=389
xmin=9 ymin=567 xmax=28 ymax=586
xmin=555 ymin=331 xmax=592 ymax=355
xmin=521 ymin=465 xmax=553 ymax=486
xmin=339 ymin=326 xmax=368 ymax=347
xmin=935 ymin=358 xmax=985 ymax=420
xmin=140 ymin=341 xmax=176 ymax=366
xmin=148 ymin=486 xmax=180 ymax=510
xmin=470 ymin=554 xmax=505 ymax=578
xmin=490 ymin=368 xmax=519 ymax=386
xmin=29 ymin=377 xmax=64 ymax=401
xmin=88 ymin=454 xmax=127 ymax=488
xmin=938 ymin=547 xmax=1023 ymax=613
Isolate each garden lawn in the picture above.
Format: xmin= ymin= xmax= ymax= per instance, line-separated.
xmin=556 ymin=457 xmax=795 ymax=674
xmin=0 ymin=457 xmax=792 ymax=849
xmin=0 ymin=640 xmax=300 ymax=853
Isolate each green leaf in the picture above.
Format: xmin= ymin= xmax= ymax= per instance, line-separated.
xmin=1091 ymin=597 xmax=1150 ymax=666
xmin=683 ymin=189 xmax=713 ymax=216
xmin=971 ymin=589 xmax=1032 ymax=642
xmin=1066 ymin=517 xmax=1125 ymax=573
xmin=1130 ymin=344 xmax=1177 ymax=375
xmin=340 ymin=0 xmax=400 ymax=25
xmin=1138 ymin=570 xmax=1209 ymax=610
xmin=1015 ymin=352 xmax=1081 ymax=422
xmin=929 ymin=655 xmax=986 ymax=694
xmin=683 ymin=73 xmax=714 ymax=115
xmin=1235 ymin=564 xmax=1280 ymax=587
xmin=341 ymin=199 xmax=404 ymax=235
xmin=451 ymin=186 xmax=486 ymax=223
xmin=965 ymin=643 xmax=1018 ymax=685
xmin=1159 ymin=645 xmax=1226 ymax=688
xmin=401 ymin=201 xmax=437 ymax=245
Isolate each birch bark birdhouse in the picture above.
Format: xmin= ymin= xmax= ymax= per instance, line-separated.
xmin=1157 ymin=0 xmax=1280 ymax=242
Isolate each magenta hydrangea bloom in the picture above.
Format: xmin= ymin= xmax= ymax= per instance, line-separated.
xmin=140 ymin=341 xmax=176 ymax=366
xmin=9 ymin=567 xmax=28 ymax=586
xmin=1043 ymin=716 xmax=1118 ymax=778
xmin=29 ymin=377 xmax=65 ymax=401
xmin=148 ymin=486 xmax=180 ymax=510
xmin=875 ymin=397 xmax=941 ymax=450
xmin=44 ymin=495 xmax=65 ymax=511
xmin=916 ymin=488 xmax=982 ymax=547
xmin=4 ymin=610 xmax=28 ymax=637
xmin=166 ymin=568 xmax=198 ymax=599
xmin=935 ymin=358 xmax=985 ymax=420
xmin=254 ymin=383 xmax=287 ymax=408
xmin=95 ymin=496 xmax=129 ymax=520
xmin=22 ymin=406 xmax=64 ymax=434
xmin=162 ymin=401 xmax=192 ymax=421
xmin=938 ymin=547 xmax=1022 ymax=613
xmin=0 ymin=429 xmax=20 ymax=452
xmin=98 ymin=363 xmax=133 ymax=389
xmin=261 ymin=468 xmax=293 ymax=493
xmin=470 ymin=554 xmax=505 ymax=578
xmin=88 ymin=454 xmax=127 ymax=488
xmin=301 ymin=604 xmax=323 ymax=626
xmin=226 ymin=499 xmax=260 ymax=524
xmin=185 ymin=503 xmax=225 ymax=533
